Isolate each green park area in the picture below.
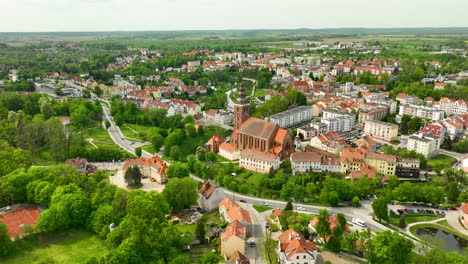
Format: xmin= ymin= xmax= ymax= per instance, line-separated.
xmin=427 ymin=154 xmax=457 ymax=170
xmin=3 ymin=231 xmax=109 ymax=264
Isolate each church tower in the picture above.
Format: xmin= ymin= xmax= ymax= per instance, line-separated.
xmin=233 ymin=82 xmax=250 ymax=129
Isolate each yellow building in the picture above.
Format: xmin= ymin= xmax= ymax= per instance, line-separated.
xmin=221 ymin=220 xmax=246 ymax=260
xmin=364 ymin=120 xmax=398 ymax=142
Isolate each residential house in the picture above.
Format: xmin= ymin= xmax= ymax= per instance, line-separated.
xmin=277 ymin=229 xmax=318 ymax=264
xmin=219 ymin=142 xmax=240 ymax=161
xmin=239 ymin=149 xmax=281 ymax=173
xmin=227 ymin=251 xmax=250 ymax=264
xmin=407 ymin=133 xmax=442 ymax=158
xmin=364 ymin=120 xmax=399 ymax=142
xmin=460 ymin=203 xmax=468 ymax=228
xmin=268 ymin=105 xmax=313 ymax=129
xmin=65 ymin=158 xmax=97 ymax=174
xmin=221 ymin=220 xmax=246 ymax=260
xmin=399 ymin=104 xmax=444 ymax=121
xmin=309 ymin=132 xmax=346 ymax=155
xmin=205 ymin=135 xmax=224 ymax=153
xmin=308 ymin=215 xmax=350 ymax=242
xmin=290 ymin=152 xmax=340 ymax=175
xmin=198 ymin=181 xmax=224 ymax=211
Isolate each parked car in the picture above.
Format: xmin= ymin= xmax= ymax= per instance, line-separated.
xmin=352 ymin=217 xmax=367 ymax=227
xmin=449 ymin=207 xmax=457 ymax=211
xmin=404 ymin=209 xmax=411 ymax=214
xmin=239 ymin=199 xmax=247 ymax=203
xmin=392 ymin=209 xmax=400 ymax=216
xmin=397 ymin=209 xmax=405 ymax=215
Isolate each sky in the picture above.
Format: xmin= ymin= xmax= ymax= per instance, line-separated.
xmin=1 ymin=0 xmax=467 ymax=32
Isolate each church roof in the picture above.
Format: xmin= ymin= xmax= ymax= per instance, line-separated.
xmin=238 ymin=117 xmax=278 ymax=140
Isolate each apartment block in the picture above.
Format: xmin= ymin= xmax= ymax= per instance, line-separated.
xmin=399 ymin=104 xmax=445 ymax=121
xmin=407 ymin=133 xmax=442 ymax=158
xmin=268 ymin=105 xmax=313 ymax=128
xmin=365 ymin=98 xmax=398 ymax=113
xmin=364 ymin=120 xmax=399 ymax=142
xmin=358 ymin=106 xmax=388 ymax=123
xmin=322 ymin=110 xmax=355 ymax=132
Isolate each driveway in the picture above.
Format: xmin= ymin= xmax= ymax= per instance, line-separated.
xmin=109 ymin=170 xmax=165 ymax=192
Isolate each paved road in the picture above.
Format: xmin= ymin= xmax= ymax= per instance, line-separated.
xmin=226 ymin=88 xmax=236 ymax=109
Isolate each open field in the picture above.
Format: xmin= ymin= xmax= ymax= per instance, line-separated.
xmin=2 ymin=231 xmax=109 ymax=264
xmin=427 ymin=154 xmax=457 ymax=169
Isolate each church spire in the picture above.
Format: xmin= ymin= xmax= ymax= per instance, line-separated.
xmin=238 ymin=81 xmax=246 ymax=103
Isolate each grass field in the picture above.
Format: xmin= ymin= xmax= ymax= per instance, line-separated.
xmin=427 ymin=154 xmax=457 ymax=169
xmin=253 ymin=205 xmax=273 ymax=213
xmin=80 ymin=125 xmax=121 ymax=150
xmin=119 ymin=123 xmax=153 ymax=141
xmin=3 ymin=231 xmax=108 ymax=264
xmin=389 ymin=214 xmax=442 ymax=226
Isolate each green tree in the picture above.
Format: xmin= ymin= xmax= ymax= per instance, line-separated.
xmin=124 ymin=166 xmax=142 ymax=188
xmin=0 ymin=222 xmax=12 ymax=257
xmin=365 ymin=230 xmax=414 ymax=264
xmin=135 ymin=147 xmax=142 ymax=158
xmin=447 ymin=182 xmax=460 ymax=202
xmin=93 ymin=86 xmax=103 ymax=97
xmin=284 ymin=200 xmax=293 ymax=211
xmin=316 ymin=209 xmax=331 ymax=242
xmin=195 ymin=220 xmax=206 ymax=243
xmin=163 ymin=177 xmax=198 ymax=211
xmin=198 ymin=251 xmax=221 ymax=264
xmin=372 ymin=198 xmax=389 ymax=222
xmin=204 ymin=152 xmax=218 ymax=163
xmin=166 ymin=162 xmax=189 ymax=178
xmin=399 ymin=215 xmax=407 ymax=228
xmin=170 ymin=254 xmax=192 ymax=264
xmin=105 ymin=121 xmax=111 ymax=129
xmin=352 ymin=196 xmax=360 ymax=207
xmin=150 ymin=133 xmax=164 ymax=152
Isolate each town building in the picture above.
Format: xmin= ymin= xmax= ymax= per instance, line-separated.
xmin=399 ymin=104 xmax=445 ymax=121
xmin=365 ymin=153 xmax=420 ymax=178
xmin=268 ymin=105 xmax=313 ymax=129
xmin=309 ymin=132 xmax=347 ymax=155
xmin=239 ymin=149 xmax=281 ymax=173
xmin=364 ymin=120 xmax=399 ymax=142
xmin=296 ymin=123 xmax=328 ymax=141
xmin=290 ymin=152 xmax=341 ymax=175
xmin=219 ymin=198 xmax=252 ymax=233
xmin=203 ymin=109 xmax=233 ymax=125
xmin=205 ymin=135 xmax=225 ymax=153
xmin=365 ymin=98 xmax=397 ymax=113
xmin=277 ymin=229 xmax=318 ymax=264
xmin=358 ymin=106 xmax=388 ymax=123
xmin=407 ymin=133 xmax=442 ymax=158
xmin=198 ymin=181 xmax=224 ymax=211
xmin=227 ymin=251 xmax=250 ymax=264
xmin=221 ymin=220 xmax=246 ymax=260
xmin=122 ymin=155 xmax=168 ymax=183
xmin=321 ymin=110 xmax=355 ymax=132
xmin=65 ymin=158 xmax=97 ymax=174
xmin=218 ymin=142 xmax=240 ymax=160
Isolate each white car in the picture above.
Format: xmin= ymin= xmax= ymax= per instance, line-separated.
xmin=260 ymin=202 xmax=269 ymax=206
xmin=352 ymin=217 xmax=367 ymax=227
xmin=297 ymin=206 xmax=306 ymax=211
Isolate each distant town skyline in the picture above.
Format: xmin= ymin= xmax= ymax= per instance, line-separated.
xmin=2 ymin=0 xmax=468 ymax=32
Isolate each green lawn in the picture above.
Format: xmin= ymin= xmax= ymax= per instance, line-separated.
xmin=391 ymin=140 xmax=401 ymax=145
xmin=3 ymin=231 xmax=109 ymax=264
xmin=246 ymin=173 xmax=267 ymax=186
xmin=81 ymin=126 xmax=122 ymax=150
xmin=119 ymin=123 xmax=153 ymax=141
xmin=253 ymin=205 xmax=273 ymax=213
xmin=427 ymin=154 xmax=456 ymax=169
xmin=389 ymin=214 xmax=442 ymax=226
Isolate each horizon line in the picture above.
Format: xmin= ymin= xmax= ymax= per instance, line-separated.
xmin=1 ymin=26 xmax=468 ymax=34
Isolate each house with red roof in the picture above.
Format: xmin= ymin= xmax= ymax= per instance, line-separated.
xmin=277 ymin=229 xmax=318 ymax=264
xmin=227 ymin=251 xmax=250 ymax=264
xmin=308 ymin=215 xmax=350 ymax=242
xmin=198 ymin=181 xmax=224 ymax=211
xmin=218 ymin=198 xmax=252 ymax=235
xmin=221 ymin=220 xmax=246 ymax=260
xmin=122 ymin=155 xmax=168 ymax=183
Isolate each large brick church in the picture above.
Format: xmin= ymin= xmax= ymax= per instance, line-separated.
xmin=214 ymin=83 xmax=294 ymax=172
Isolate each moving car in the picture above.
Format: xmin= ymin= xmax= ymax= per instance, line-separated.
xmin=250 ymin=240 xmax=256 ymax=247
xmin=352 ymin=217 xmax=367 ymax=227
xmin=239 ymin=199 xmax=247 ymax=203
xmin=260 ymin=202 xmax=269 ymax=206
xmin=297 ymin=206 xmax=306 ymax=211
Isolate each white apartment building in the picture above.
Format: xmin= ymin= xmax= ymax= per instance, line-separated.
xmin=399 ymin=104 xmax=445 ymax=121
xmin=290 ymin=152 xmax=341 ymax=175
xmin=407 ymin=133 xmax=442 ymax=158
xmin=364 ymin=120 xmax=399 ymax=142
xmin=268 ymin=105 xmax=313 ymax=128
xmin=239 ymin=149 xmax=281 ymax=173
xmin=321 ymin=110 xmax=355 ymax=132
